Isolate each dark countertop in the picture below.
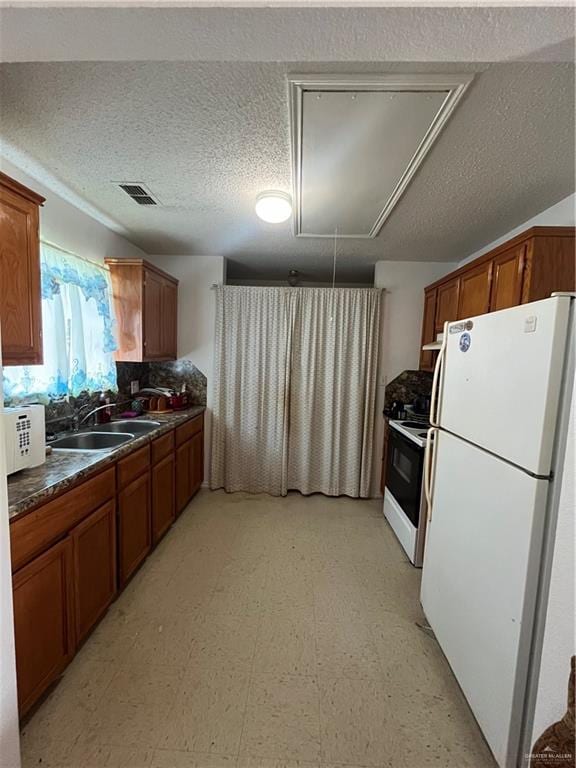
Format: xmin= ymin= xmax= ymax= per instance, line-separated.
xmin=8 ymin=406 xmax=205 ymax=522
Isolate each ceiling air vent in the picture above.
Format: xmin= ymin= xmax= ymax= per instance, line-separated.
xmin=117 ymin=182 xmax=158 ymax=205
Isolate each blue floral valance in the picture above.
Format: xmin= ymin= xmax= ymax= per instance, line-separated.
xmin=3 ymin=242 xmax=118 ymax=402
xmin=40 ymin=244 xmax=117 ymax=354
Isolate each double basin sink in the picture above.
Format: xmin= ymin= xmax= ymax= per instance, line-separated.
xmin=50 ymin=420 xmax=161 ymax=452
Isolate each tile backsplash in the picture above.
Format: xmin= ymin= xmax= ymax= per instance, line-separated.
xmin=384 ymin=369 xmax=433 ymax=410
xmin=4 ymin=358 xmax=207 ymax=428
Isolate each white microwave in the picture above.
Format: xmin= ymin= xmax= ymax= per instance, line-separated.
xmin=3 ymin=404 xmax=46 ymax=475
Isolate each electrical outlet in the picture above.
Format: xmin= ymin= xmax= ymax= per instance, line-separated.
xmin=130 ymin=380 xmax=139 ymax=395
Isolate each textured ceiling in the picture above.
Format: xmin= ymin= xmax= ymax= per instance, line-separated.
xmin=0 ymin=60 xmax=574 ymax=282
xmin=0 ymin=6 xmax=574 ymax=64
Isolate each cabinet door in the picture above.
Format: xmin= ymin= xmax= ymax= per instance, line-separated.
xmin=143 ymin=268 xmax=164 ymax=360
xmin=189 ymin=431 xmax=204 ymax=498
xmin=419 ymin=288 xmax=437 ymax=372
xmin=434 ymin=279 xmax=460 ymax=332
xmin=118 ymin=472 xmax=151 ymax=586
xmin=70 ymin=501 xmax=116 ymax=645
xmin=12 ymin=538 xmax=75 ymax=716
xmin=161 ymin=279 xmax=178 ymax=360
xmin=175 ymin=441 xmax=190 ymax=515
xmin=152 ymin=453 xmax=175 ymax=543
xmin=490 ymin=244 xmax=525 ymax=311
xmin=0 ymin=185 xmax=43 ymax=365
xmin=457 ymin=260 xmax=493 ymax=320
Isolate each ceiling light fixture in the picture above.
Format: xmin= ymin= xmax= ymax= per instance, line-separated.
xmin=255 ymin=191 xmax=292 ymax=223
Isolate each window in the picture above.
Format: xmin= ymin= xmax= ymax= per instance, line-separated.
xmin=3 ymin=242 xmax=118 ymax=402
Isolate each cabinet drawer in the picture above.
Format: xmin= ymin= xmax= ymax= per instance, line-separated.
xmin=117 ymin=445 xmax=150 ymax=489
xmin=151 ymin=430 xmax=175 ymax=465
xmin=175 ymin=415 xmax=203 ymax=446
xmin=10 ymin=467 xmax=115 ymax=572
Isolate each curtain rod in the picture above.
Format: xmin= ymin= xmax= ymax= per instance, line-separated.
xmin=41 ymin=239 xmax=111 ymax=274
xmin=210 ymin=283 xmax=384 ymax=290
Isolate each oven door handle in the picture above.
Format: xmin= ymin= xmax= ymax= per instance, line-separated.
xmin=424 ymin=427 xmax=438 ymax=522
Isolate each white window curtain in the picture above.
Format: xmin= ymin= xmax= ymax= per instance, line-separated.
xmin=210 ymin=285 xmax=381 ymax=498
xmin=3 ymin=242 xmax=118 ymax=403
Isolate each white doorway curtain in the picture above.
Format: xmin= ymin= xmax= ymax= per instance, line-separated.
xmin=210 ymin=286 xmax=381 ymax=498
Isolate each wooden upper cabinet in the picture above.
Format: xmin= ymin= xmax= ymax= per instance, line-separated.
xmin=457 ymin=260 xmax=493 ymax=320
xmin=0 ymin=173 xmax=45 ymax=366
xmin=420 ymin=227 xmax=575 ymax=364
xmin=522 ymin=232 xmax=576 ymax=303
xmin=435 ymin=279 xmax=460 ymax=332
xmin=105 ymin=258 xmax=178 ymax=362
xmin=419 ymin=288 xmax=437 ymax=372
xmin=490 ymin=244 xmax=525 ymax=312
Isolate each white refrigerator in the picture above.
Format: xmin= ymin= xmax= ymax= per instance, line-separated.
xmin=421 ymin=295 xmax=574 ymax=768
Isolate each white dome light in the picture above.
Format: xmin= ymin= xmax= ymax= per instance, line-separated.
xmin=255 ymin=191 xmax=292 ymax=223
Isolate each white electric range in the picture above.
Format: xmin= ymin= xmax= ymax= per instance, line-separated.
xmin=383 ymin=411 xmax=430 ymax=566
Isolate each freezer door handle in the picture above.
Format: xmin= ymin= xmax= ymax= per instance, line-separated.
xmin=429 ymin=322 xmax=448 ymax=427
xmin=424 ymin=427 xmax=438 ymax=521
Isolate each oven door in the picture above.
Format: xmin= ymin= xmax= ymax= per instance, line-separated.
xmin=385 ymin=427 xmax=424 ymax=527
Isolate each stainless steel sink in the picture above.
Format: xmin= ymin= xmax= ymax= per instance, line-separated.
xmin=91 ymin=420 xmax=161 ymax=435
xmin=51 ymin=432 xmax=134 ymax=451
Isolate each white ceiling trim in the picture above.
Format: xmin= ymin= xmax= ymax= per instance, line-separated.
xmin=288 ymin=73 xmax=473 ymax=239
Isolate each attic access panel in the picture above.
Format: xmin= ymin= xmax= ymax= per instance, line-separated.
xmin=288 ymin=75 xmax=473 ymax=238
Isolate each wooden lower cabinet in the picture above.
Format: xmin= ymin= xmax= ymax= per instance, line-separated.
xmin=70 ymin=501 xmax=116 ymax=645
xmin=176 ymin=432 xmax=203 ymax=515
xmin=10 ymin=413 xmax=203 ymax=717
xmin=152 ymin=453 xmax=175 ymax=543
xmin=12 ymin=538 xmax=75 ymax=716
xmin=176 ymin=440 xmax=191 ymax=515
xmin=190 ymin=431 xmax=204 ymax=497
xmin=118 ymin=472 xmax=151 ymax=586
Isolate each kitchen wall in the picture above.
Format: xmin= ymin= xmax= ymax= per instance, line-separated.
xmin=147 ymin=254 xmax=225 ymax=483
xmin=0 ymin=158 xmax=147 ymax=263
xmin=457 ymin=193 xmax=575 ymax=268
xmin=372 ymin=260 xmax=452 ymax=495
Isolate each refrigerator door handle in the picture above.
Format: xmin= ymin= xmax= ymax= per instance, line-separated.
xmin=424 ymin=426 xmax=438 ymax=521
xmin=429 ymin=322 xmax=448 ymax=428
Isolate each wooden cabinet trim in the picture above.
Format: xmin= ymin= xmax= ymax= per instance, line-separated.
xmin=0 ymin=172 xmax=45 ymax=206
xmin=10 ymin=467 xmax=115 ymax=572
xmin=105 ymin=258 xmax=178 ymax=286
xmin=117 ymin=445 xmax=151 ymax=490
